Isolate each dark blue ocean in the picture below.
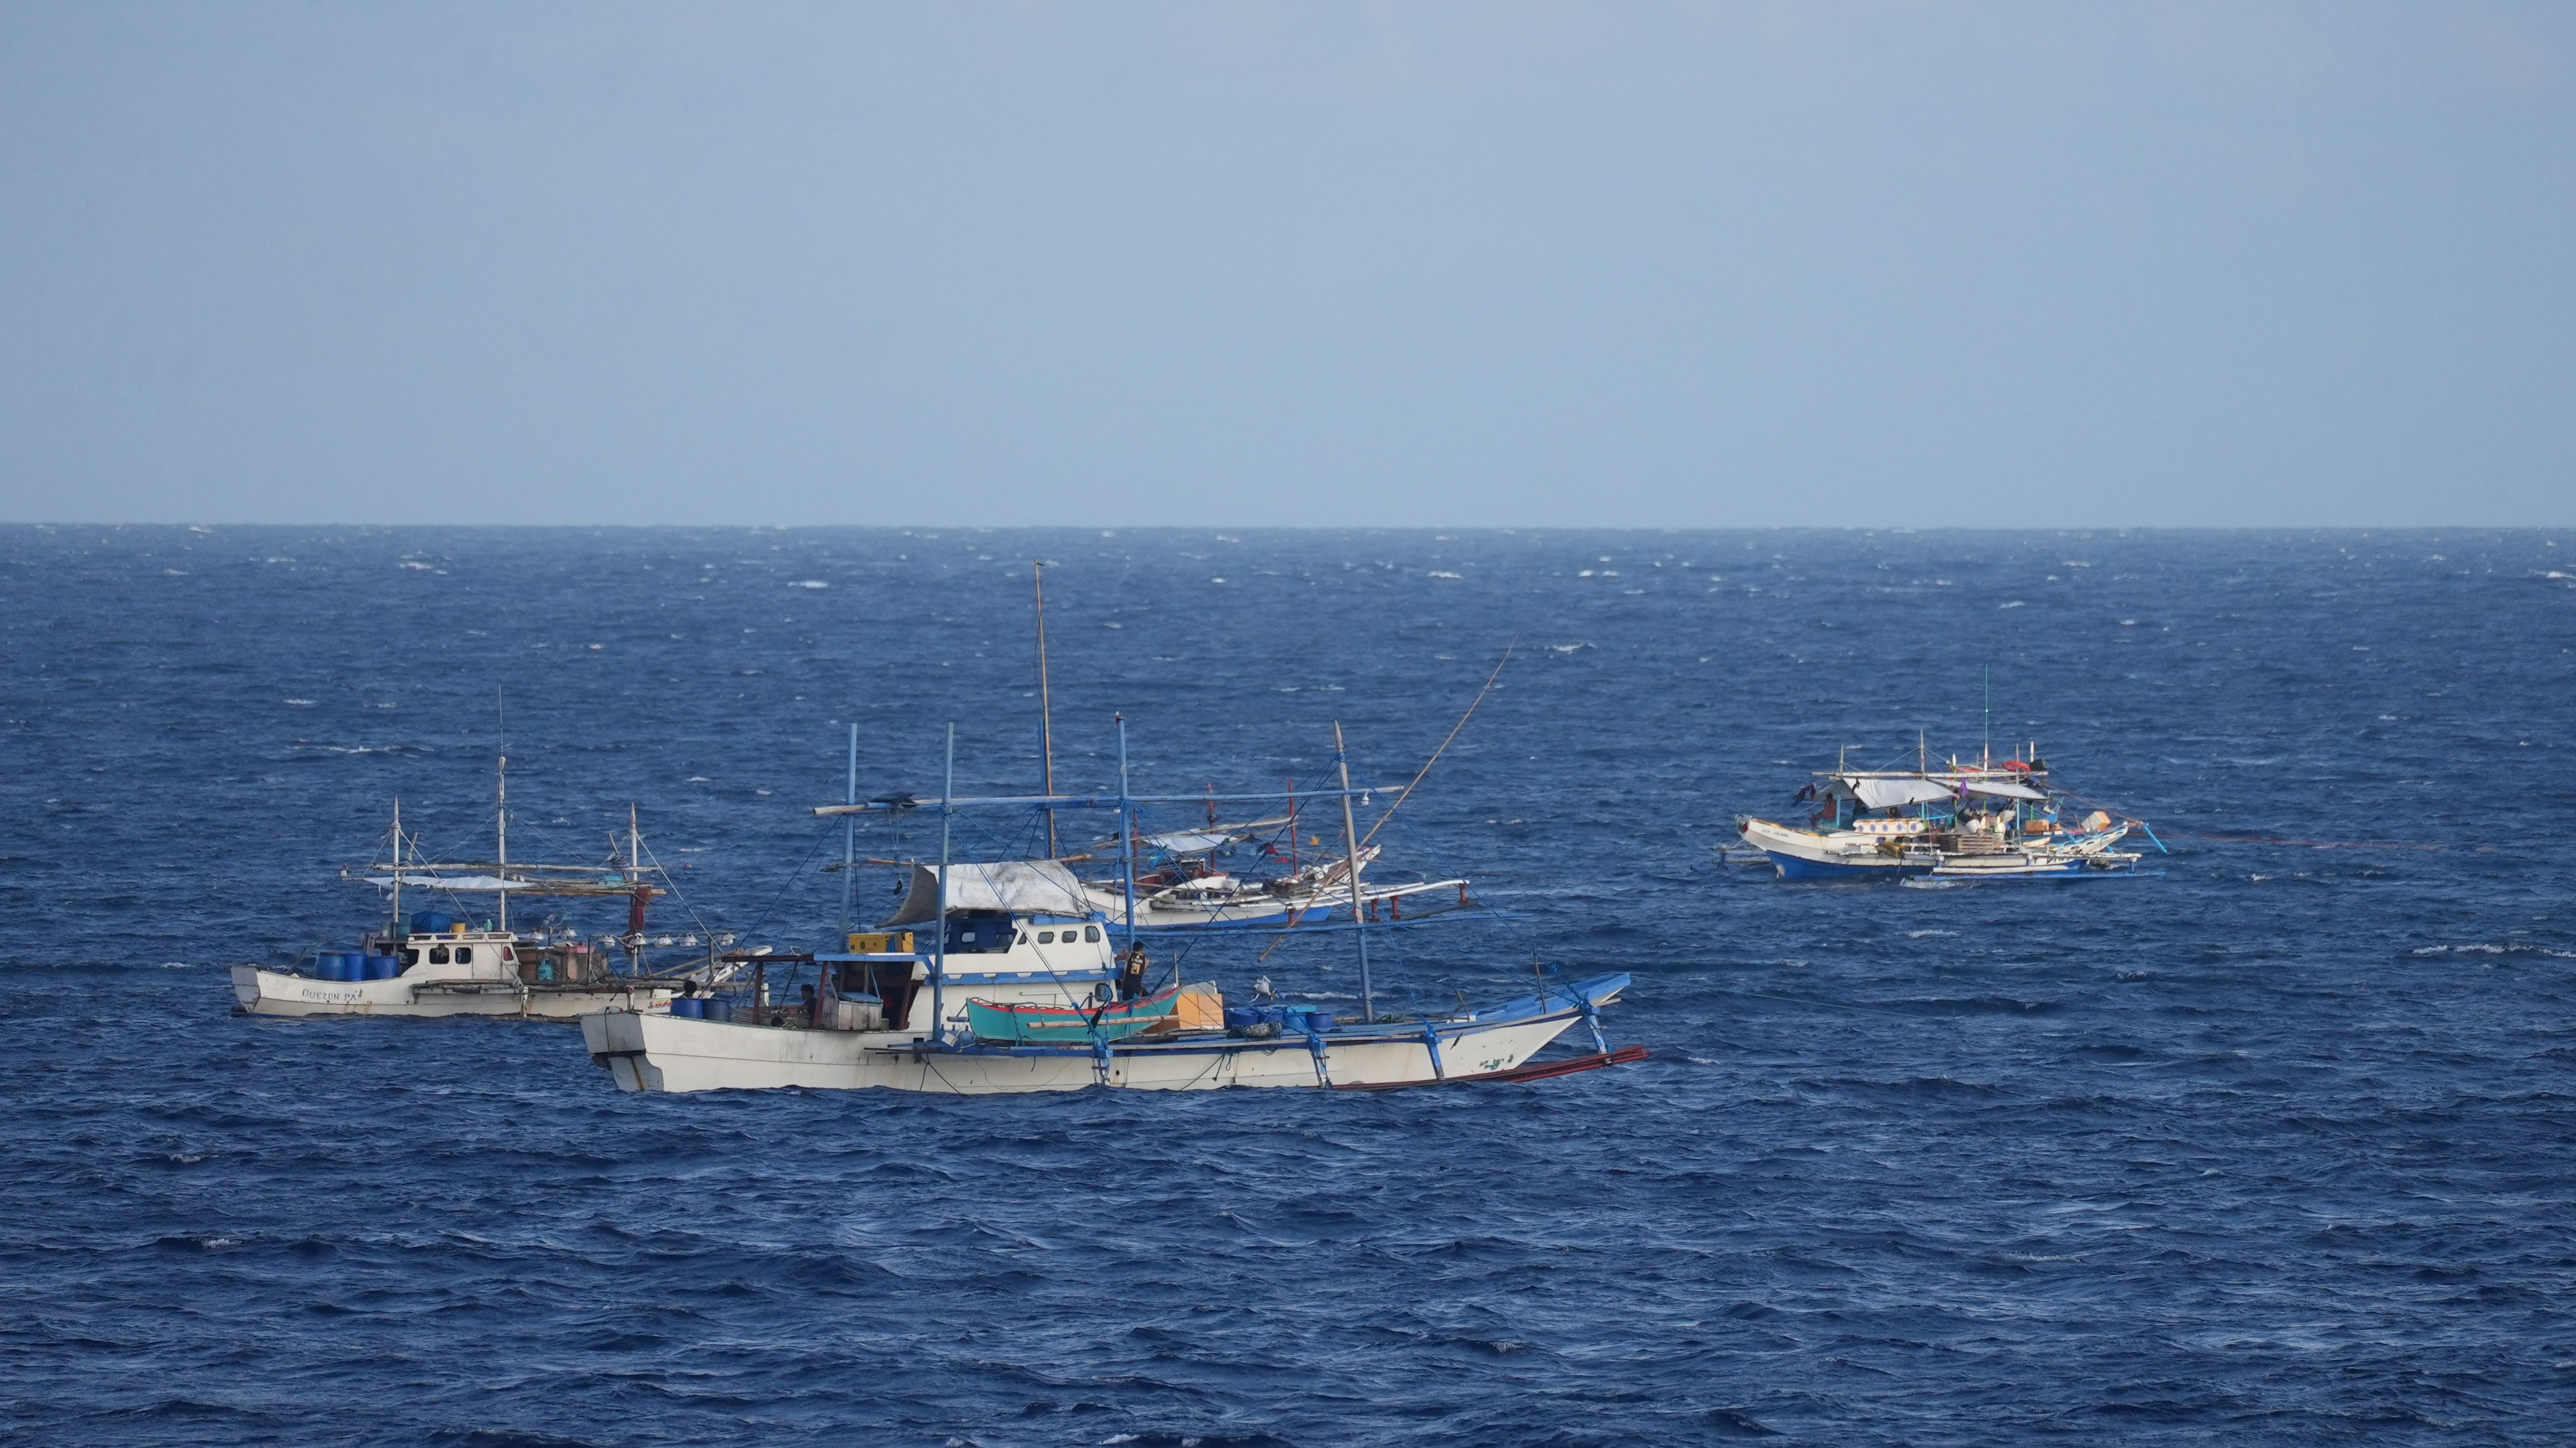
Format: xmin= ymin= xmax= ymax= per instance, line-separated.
xmin=3 ymin=526 xmax=2572 ymax=1446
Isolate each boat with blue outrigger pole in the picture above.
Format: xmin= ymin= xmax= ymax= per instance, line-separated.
xmin=578 ymin=715 xmax=1643 ymax=1094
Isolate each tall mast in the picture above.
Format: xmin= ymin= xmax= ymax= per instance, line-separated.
xmin=1334 ymin=720 xmax=1374 ymax=1024
xmin=628 ymin=802 xmax=642 ymax=974
xmin=933 ymin=722 xmax=954 ymax=1042
xmin=1034 ymin=561 xmax=1058 ymax=858
xmin=1982 ymin=665 xmax=1992 ymax=769
xmin=840 ymin=722 xmax=858 ymax=940
xmin=1116 ymin=713 xmax=1136 ymax=943
xmin=1919 ymin=728 xmax=1927 ymax=775
xmin=495 ymin=691 xmax=509 ymax=935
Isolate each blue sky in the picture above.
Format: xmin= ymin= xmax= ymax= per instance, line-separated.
xmin=2 ymin=2 xmax=2569 ymax=527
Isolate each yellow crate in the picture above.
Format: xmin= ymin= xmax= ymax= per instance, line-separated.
xmin=846 ymin=931 xmax=914 ymax=955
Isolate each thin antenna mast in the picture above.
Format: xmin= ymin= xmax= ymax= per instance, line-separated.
xmin=1334 ymin=720 xmax=1374 ymax=1024
xmin=1982 ymin=666 xmax=1992 ymax=768
xmin=1034 ymin=561 xmax=1057 ymax=858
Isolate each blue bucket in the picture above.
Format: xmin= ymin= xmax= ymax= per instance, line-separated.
xmin=670 ymin=997 xmax=705 ymax=1019
xmin=365 ymin=955 xmax=398 ymax=980
xmin=1307 ymin=1011 xmax=1336 ymax=1033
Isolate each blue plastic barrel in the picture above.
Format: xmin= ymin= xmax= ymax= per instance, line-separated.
xmin=670 ymin=997 xmax=705 ymax=1019
xmin=1307 ymin=1012 xmax=1336 ymax=1033
xmin=365 ymin=955 xmax=397 ymax=980
xmin=702 ymin=999 xmax=731 ymax=1023
xmin=317 ymin=954 xmax=346 ymax=981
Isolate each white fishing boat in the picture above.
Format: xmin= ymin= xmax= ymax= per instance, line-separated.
xmin=231 ymin=917 xmax=681 ymax=1019
xmin=230 ymin=771 xmax=698 ymax=1019
xmin=581 ymin=859 xmax=1633 ymax=1093
xmin=583 ymin=719 xmax=1643 ymax=1095
xmin=1735 ymin=739 xmax=2158 ymax=882
xmin=1076 ymin=843 xmax=1474 ymax=931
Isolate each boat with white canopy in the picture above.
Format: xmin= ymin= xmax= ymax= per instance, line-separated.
xmin=1733 ymin=740 xmax=2155 ymax=881
xmin=580 ymin=720 xmax=1643 ymax=1094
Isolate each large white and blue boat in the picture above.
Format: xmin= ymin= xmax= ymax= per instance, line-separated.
xmin=581 ymin=720 xmax=1644 ymax=1094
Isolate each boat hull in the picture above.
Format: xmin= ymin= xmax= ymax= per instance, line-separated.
xmin=1738 ymin=818 xmax=1932 ymax=880
xmin=230 ymin=965 xmax=677 ymax=1020
xmin=582 ymin=977 xmax=1629 ymax=1095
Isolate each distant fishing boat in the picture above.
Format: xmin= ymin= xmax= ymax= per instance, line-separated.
xmin=1078 ymin=831 xmax=1475 ymax=932
xmin=229 ymin=771 xmax=699 ymax=1018
xmin=1734 ymin=740 xmax=2156 ymax=883
xmin=580 ymin=720 xmax=1643 ymax=1094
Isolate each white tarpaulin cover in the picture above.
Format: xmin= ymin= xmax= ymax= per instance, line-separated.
xmin=362 ymin=873 xmax=637 ymax=894
xmin=1141 ymin=830 xmax=1236 ymax=853
xmin=1962 ymin=780 xmax=2047 ymax=801
xmin=883 ymin=860 xmax=1092 ymax=926
xmin=1845 ymin=777 xmax=1956 ymax=809
xmin=363 ymin=873 xmax=541 ymax=892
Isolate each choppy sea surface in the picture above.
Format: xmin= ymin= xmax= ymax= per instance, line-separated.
xmin=2 ymin=525 xmax=2572 ymax=1446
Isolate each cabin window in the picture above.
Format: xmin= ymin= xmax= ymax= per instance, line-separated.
xmin=501 ymin=948 xmax=516 ymax=961
xmin=428 ymin=946 xmax=450 ymax=965
xmin=1015 ymin=930 xmax=1029 ymax=946
xmin=1037 ymin=930 xmax=1055 ymax=944
xmin=1084 ymin=926 xmax=1100 ymax=942
xmin=400 ymin=949 xmax=419 ymax=966
xmin=454 ymin=946 xmax=474 ymax=965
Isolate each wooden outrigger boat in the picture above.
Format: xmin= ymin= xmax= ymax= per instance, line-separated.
xmin=581 ymin=719 xmax=1645 ymax=1095
xmin=230 ymin=775 xmax=698 ymax=1019
xmin=1734 ymin=736 xmax=2157 ymax=883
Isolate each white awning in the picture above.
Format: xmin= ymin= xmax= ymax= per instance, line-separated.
xmin=882 ymin=860 xmax=1093 ymax=926
xmin=1846 ymin=777 xmax=1954 ymax=809
xmin=1141 ymin=830 xmax=1235 ymax=853
xmin=1962 ymin=780 xmax=2047 ymax=801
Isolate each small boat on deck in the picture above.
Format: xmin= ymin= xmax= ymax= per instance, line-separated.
xmin=967 ymin=980 xmax=1204 ymax=1043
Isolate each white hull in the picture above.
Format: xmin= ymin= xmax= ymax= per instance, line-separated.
xmin=581 ymin=991 xmax=1620 ymax=1095
xmin=231 ymin=965 xmax=680 ymax=1020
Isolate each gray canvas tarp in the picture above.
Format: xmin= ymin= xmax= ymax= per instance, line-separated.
xmin=882 ymin=860 xmax=1092 ymax=926
xmin=1962 ymin=780 xmax=2047 ymax=801
xmin=1844 ymin=776 xmax=1956 ymax=810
